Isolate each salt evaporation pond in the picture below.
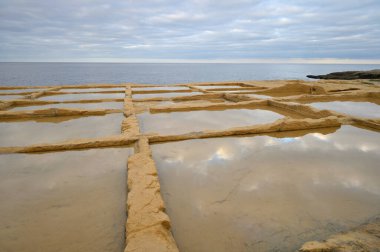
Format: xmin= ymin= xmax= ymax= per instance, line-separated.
xmin=0 ymin=113 xmax=123 ymax=147
xmin=0 ymin=148 xmax=132 ymax=252
xmin=0 ymin=95 xmax=24 ymax=100
xmin=138 ymin=108 xmax=288 ymax=135
xmin=39 ymin=93 xmax=124 ymax=101
xmin=10 ymin=102 xmax=123 ymax=111
xmin=132 ymin=86 xmax=189 ymax=91
xmin=309 ymin=101 xmax=380 ymax=118
xmin=133 ymin=92 xmax=202 ymax=99
xmin=152 ymin=125 xmax=380 ymax=252
xmin=60 ymin=87 xmax=125 ymax=92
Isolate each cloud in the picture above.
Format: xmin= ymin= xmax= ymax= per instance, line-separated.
xmin=0 ymin=0 xmax=379 ymax=62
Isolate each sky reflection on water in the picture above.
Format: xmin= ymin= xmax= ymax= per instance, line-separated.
xmin=152 ymin=125 xmax=380 ymax=252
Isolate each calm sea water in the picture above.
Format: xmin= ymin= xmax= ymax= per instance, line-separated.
xmin=0 ymin=63 xmax=378 ymax=86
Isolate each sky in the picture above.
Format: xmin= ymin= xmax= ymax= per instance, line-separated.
xmin=0 ymin=0 xmax=380 ymax=63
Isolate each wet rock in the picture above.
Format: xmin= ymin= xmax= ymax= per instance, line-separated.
xmin=299 ymin=216 xmax=380 ymax=252
xmin=307 ymin=69 xmax=380 ymax=80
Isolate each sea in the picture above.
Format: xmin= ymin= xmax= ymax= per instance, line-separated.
xmin=0 ymin=62 xmax=378 ymax=86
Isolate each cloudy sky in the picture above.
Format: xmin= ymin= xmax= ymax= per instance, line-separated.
xmin=0 ymin=0 xmax=379 ymax=63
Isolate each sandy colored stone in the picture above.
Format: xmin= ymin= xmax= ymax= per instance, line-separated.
xmin=124 ymin=97 xmax=135 ymax=116
xmin=133 ymin=89 xmax=194 ymax=94
xmin=125 ymin=85 xmax=132 ymax=98
xmin=0 ymin=101 xmax=13 ymax=110
xmin=149 ymin=99 xmax=267 ymax=113
xmin=254 ymin=83 xmax=327 ymax=96
xmin=133 ymin=93 xmax=223 ymax=102
xmin=1 ymin=80 xmax=380 ymax=251
xmin=299 ymin=216 xmax=380 ymax=252
xmin=148 ymin=116 xmax=342 ymax=143
xmin=0 ymin=108 xmax=120 ymax=119
xmin=122 ymin=115 xmax=140 ymax=136
xmin=0 ymin=135 xmax=137 ymax=153
xmin=125 ymin=137 xmax=178 ymax=252
xmin=268 ymin=100 xmax=339 ymax=119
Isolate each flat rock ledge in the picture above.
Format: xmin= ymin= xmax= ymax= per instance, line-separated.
xmin=307 ymin=69 xmax=380 ymax=80
xmin=299 ymin=216 xmax=380 ymax=252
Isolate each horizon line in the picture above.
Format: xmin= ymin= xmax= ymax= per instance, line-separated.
xmin=1 ymin=58 xmax=380 ymax=64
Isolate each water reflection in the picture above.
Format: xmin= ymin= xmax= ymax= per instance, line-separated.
xmin=133 ymin=92 xmax=202 ymax=99
xmin=0 ymin=148 xmax=132 ymax=252
xmin=0 ymin=113 xmax=124 ymax=147
xmin=39 ymin=93 xmax=124 ymax=101
xmin=132 ymin=86 xmax=189 ymax=91
xmin=0 ymin=95 xmax=24 ymax=100
xmin=247 ymin=93 xmax=272 ymax=99
xmin=151 ymin=126 xmax=380 ymax=252
xmin=138 ymin=109 xmax=284 ymax=135
xmin=195 ymin=85 xmax=244 ymax=89
xmin=10 ymin=102 xmax=123 ymax=111
xmin=309 ymin=101 xmax=380 ymax=118
xmin=0 ymin=88 xmax=44 ymax=93
xmin=62 ymin=88 xmax=125 ymax=92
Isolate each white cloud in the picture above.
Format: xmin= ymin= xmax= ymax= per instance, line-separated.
xmin=0 ymin=0 xmax=379 ymax=61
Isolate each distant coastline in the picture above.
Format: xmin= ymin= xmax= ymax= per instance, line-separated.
xmin=307 ymin=69 xmax=380 ymax=80
xmin=1 ymin=62 xmax=380 ymax=86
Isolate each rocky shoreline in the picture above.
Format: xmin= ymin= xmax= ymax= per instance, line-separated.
xmin=307 ymin=69 xmax=380 ymax=80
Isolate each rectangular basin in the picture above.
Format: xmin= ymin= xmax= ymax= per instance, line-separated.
xmin=61 ymin=87 xmax=125 ymax=92
xmin=39 ymin=93 xmax=125 ymax=101
xmin=0 ymin=113 xmax=124 ymax=147
xmin=133 ymin=92 xmax=203 ymax=99
xmin=132 ymin=86 xmax=189 ymax=91
xmin=0 ymin=95 xmax=24 ymax=100
xmin=195 ymin=85 xmax=244 ymax=89
xmin=0 ymin=88 xmax=44 ymax=93
xmin=0 ymin=147 xmax=132 ymax=252
xmin=137 ymin=108 xmax=285 ymax=135
xmin=308 ymin=101 xmax=380 ymax=119
xmin=10 ymin=102 xmax=123 ymax=111
xmin=246 ymin=93 xmax=273 ymax=99
xmin=151 ymin=125 xmax=380 ymax=252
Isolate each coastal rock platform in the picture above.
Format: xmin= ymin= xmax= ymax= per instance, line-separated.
xmin=0 ymin=79 xmax=379 ymax=252
xmin=307 ymin=69 xmax=380 ymax=80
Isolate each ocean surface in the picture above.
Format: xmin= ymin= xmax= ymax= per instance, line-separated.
xmin=0 ymin=63 xmax=378 ymax=86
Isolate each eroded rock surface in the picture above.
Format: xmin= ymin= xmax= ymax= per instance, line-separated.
xmin=125 ymin=138 xmax=178 ymax=252
xmin=307 ymin=69 xmax=380 ymax=80
xmin=299 ymin=216 xmax=380 ymax=252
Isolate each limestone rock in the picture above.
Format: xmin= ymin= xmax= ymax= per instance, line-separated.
xmin=307 ymin=69 xmax=380 ymax=80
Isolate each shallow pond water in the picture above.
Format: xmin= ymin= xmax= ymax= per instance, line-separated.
xmin=133 ymin=92 xmax=203 ymax=99
xmin=132 ymin=86 xmax=189 ymax=91
xmin=308 ymin=101 xmax=380 ymax=118
xmin=0 ymin=113 xmax=124 ymax=147
xmin=138 ymin=108 xmax=285 ymax=135
xmin=211 ymin=90 xmax=255 ymax=93
xmin=246 ymin=93 xmax=273 ymax=99
xmin=0 ymin=88 xmax=44 ymax=93
xmin=39 ymin=93 xmax=125 ymax=101
xmin=10 ymin=102 xmax=123 ymax=111
xmin=61 ymin=87 xmax=125 ymax=92
xmin=151 ymin=125 xmax=380 ymax=252
xmin=0 ymin=95 xmax=24 ymax=100
xmin=195 ymin=85 xmax=244 ymax=89
xmin=0 ymin=147 xmax=132 ymax=252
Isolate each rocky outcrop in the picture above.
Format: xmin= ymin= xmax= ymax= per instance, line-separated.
xmin=307 ymin=69 xmax=380 ymax=80
xmin=299 ymin=216 xmax=380 ymax=252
